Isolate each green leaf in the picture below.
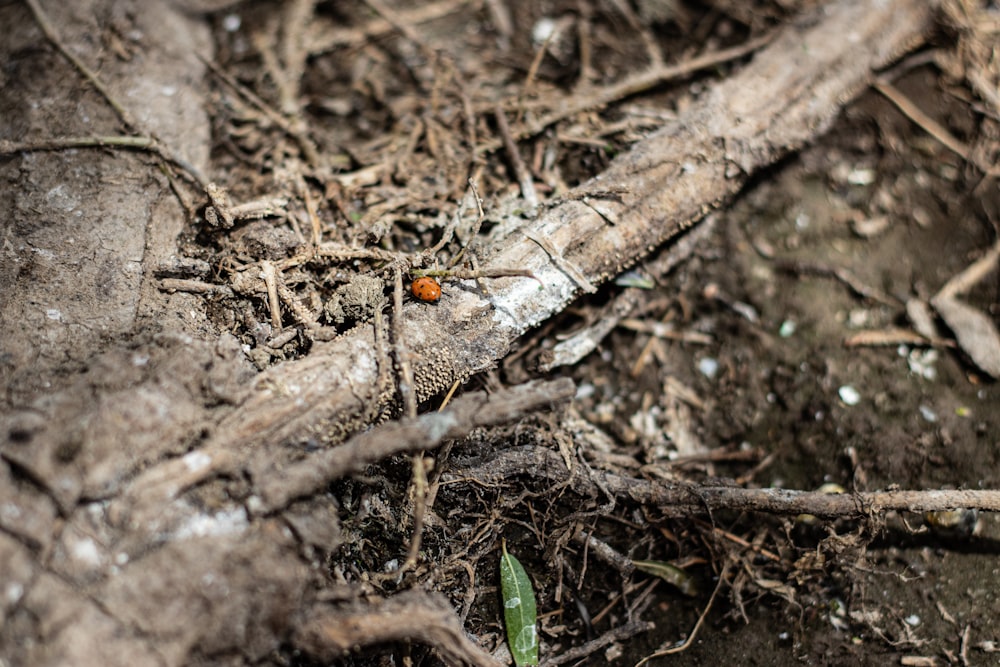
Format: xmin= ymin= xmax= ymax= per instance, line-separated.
xmin=500 ymin=539 xmax=539 ymax=666
xmin=633 ymin=560 xmax=698 ymax=597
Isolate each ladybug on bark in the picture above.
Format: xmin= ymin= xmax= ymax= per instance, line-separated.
xmin=410 ymin=276 xmax=442 ymax=303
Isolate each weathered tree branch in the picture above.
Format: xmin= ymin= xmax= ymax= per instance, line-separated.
xmin=252 ymin=377 xmax=577 ymax=513
xmin=295 ymin=591 xmax=503 ymax=667
xmin=114 ymin=0 xmax=936 ymax=520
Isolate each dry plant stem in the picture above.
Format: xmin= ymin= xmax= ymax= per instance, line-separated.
xmin=874 ymin=79 xmax=1000 ymax=181
xmin=0 ymin=136 xmax=206 ymax=188
xmin=24 ymin=0 xmax=207 ymax=189
xmin=425 ymin=183 xmax=480 ymax=259
xmin=494 ymin=104 xmax=539 ymax=209
xmin=252 ymin=28 xmax=323 ymax=169
xmin=603 ymin=0 xmax=662 ymax=68
xmin=402 ymin=454 xmax=429 ymax=573
xmin=637 ymin=561 xmax=730 ymax=663
xmin=295 ymin=174 xmax=323 ymax=247
xmin=158 ymin=278 xmax=235 ymax=297
xmin=524 ymin=230 xmax=598 ymax=293
xmin=364 ymin=0 xmax=434 ymax=55
xmin=928 ymin=239 xmax=1000 ymax=377
xmin=619 ymin=319 xmax=713 ymax=344
xmin=573 ymin=531 xmax=635 ymax=576
xmin=774 ymin=259 xmax=902 ymax=306
xmin=542 ymin=216 xmax=718 ymax=371
xmin=276 ymin=242 xmax=403 ymax=270
xmin=576 ymin=1 xmax=595 ymax=82
xmin=394 ymin=268 xmax=418 ymax=419
xmin=541 ymin=619 xmax=654 ymax=667
xmin=483 ymin=32 xmax=777 ymax=152
xmin=438 ymin=378 xmax=462 ymax=411
xmin=452 ymin=446 xmax=1000 ymax=519
xmin=694 ymin=519 xmax=781 ymax=563
xmin=519 ymin=16 xmax=567 ymax=113
xmin=396 ymin=257 xmax=427 ymax=575
xmin=260 ymin=261 xmax=283 ymax=330
xmin=306 ymin=0 xmax=470 ymax=54
xmin=279 ymin=0 xmax=316 ymax=116
xmin=413 ymin=268 xmax=540 ymax=282
xmin=295 ymin=590 xmax=502 ymax=667
xmin=253 ymin=379 xmax=576 ymax=513
xmin=844 ymin=328 xmax=943 ymax=348
xmin=199 ymin=54 xmax=323 ymax=168
xmin=274 ymin=273 xmax=322 ymax=331
xmin=484 ymin=0 xmax=512 ymax=39
xmin=933 ymin=239 xmax=1000 ymax=302
xmin=25 ymin=0 xmax=136 ymax=130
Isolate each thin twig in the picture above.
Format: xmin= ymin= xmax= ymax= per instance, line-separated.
xmin=24 ymin=0 xmax=208 ymax=189
xmin=364 ymin=0 xmax=435 ymax=58
xmin=481 ymin=32 xmax=776 ymax=152
xmin=391 ymin=267 xmax=419 ymax=419
xmin=494 ymin=104 xmax=539 ymax=210
xmin=253 ymin=380 xmax=577 ymax=512
xmin=932 ymin=239 xmax=1000 ymax=302
xmin=874 ymin=79 xmax=1000 ymax=181
xmin=524 ymin=231 xmax=597 ymax=293
xmin=25 ymin=0 xmax=137 ymax=130
xmin=0 ymin=135 xmax=206 ymax=191
xmin=636 ymin=560 xmax=730 ymax=663
xmin=401 ymin=454 xmax=429 ymax=574
xmin=260 ymin=261 xmax=283 ymax=330
xmin=451 ymin=446 xmax=1000 ymax=519
xmin=541 ymin=619 xmax=653 ymax=667
xmin=199 ymin=52 xmax=324 ymax=170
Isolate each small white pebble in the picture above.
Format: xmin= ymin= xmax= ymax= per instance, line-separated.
xmin=182 ymin=450 xmax=212 ymax=473
xmin=778 ymin=320 xmax=796 ymax=338
xmin=6 ymin=582 xmax=24 ymax=604
xmin=904 ymin=614 xmax=920 ymax=627
xmin=697 ymin=357 xmax=719 ymax=379
xmin=532 ymin=17 xmax=556 ymax=45
xmin=838 ymin=385 xmax=861 ymax=406
xmin=222 ymin=14 xmax=241 ymax=32
xmin=847 ymin=167 xmax=876 ymax=185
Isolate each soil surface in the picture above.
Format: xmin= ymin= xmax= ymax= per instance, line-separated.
xmin=2 ymin=1 xmax=999 ymax=666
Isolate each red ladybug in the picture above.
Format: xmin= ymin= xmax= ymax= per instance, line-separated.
xmin=410 ymin=276 xmax=442 ymax=303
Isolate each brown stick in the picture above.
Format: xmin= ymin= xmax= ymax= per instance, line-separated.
xmin=450 ymin=446 xmax=1000 ymax=519
xmin=541 ymin=619 xmax=653 ymax=667
xmin=295 ymin=590 xmax=503 ymax=667
xmin=252 ymin=378 xmax=576 ymax=513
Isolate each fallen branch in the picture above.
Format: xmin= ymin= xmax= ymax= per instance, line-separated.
xmin=540 ymin=619 xmax=654 ymax=667
xmin=115 ymin=1 xmax=936 ymax=520
xmin=252 ymin=378 xmax=576 ymax=513
xmin=449 ymin=446 xmax=1000 ymax=519
xmin=295 ymin=590 xmax=502 ymax=667
xmin=104 ymin=378 xmax=575 ymax=547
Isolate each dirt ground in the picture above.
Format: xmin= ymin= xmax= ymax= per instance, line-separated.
xmin=2 ymin=0 xmax=999 ymax=665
